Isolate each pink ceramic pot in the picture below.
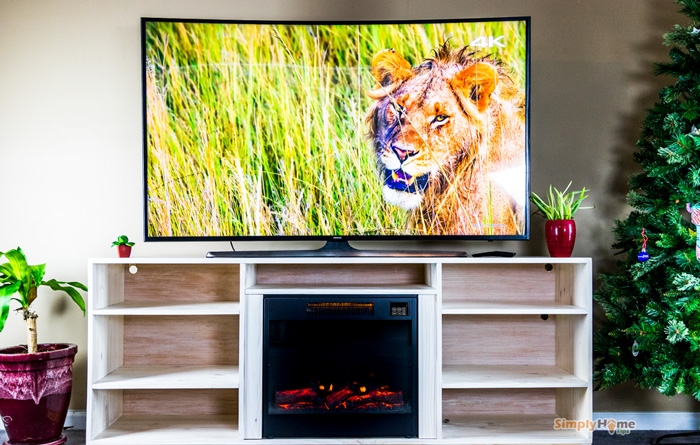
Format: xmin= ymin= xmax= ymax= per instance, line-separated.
xmin=117 ymin=245 xmax=132 ymax=258
xmin=0 ymin=344 xmax=77 ymax=445
xmin=545 ymin=219 xmax=576 ymax=257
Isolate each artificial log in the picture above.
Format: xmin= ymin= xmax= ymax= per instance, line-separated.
xmin=324 ymin=385 xmax=353 ymax=408
xmin=275 ymin=387 xmax=319 ymax=404
xmin=338 ymin=390 xmax=404 ymax=410
xmin=277 ymin=401 xmax=316 ymax=410
xmin=353 ymin=401 xmax=403 ymax=410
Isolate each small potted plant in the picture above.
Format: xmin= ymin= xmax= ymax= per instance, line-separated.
xmin=531 ymin=182 xmax=591 ymax=257
xmin=0 ymin=247 xmax=86 ymax=445
xmin=112 ymin=235 xmax=135 ymax=258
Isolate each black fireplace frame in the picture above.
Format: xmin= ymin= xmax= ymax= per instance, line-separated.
xmin=262 ymin=295 xmax=419 ymax=439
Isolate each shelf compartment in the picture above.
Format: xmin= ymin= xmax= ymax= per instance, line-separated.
xmin=90 ymin=314 xmax=239 ymax=387
xmin=443 ymin=315 xmax=557 ymax=367
xmin=90 ymin=415 xmax=238 ymax=445
xmin=89 ymin=389 xmax=238 ymax=444
xmin=442 ymin=388 xmax=591 ymax=444
xmin=123 ymin=315 xmax=238 ymax=367
xmin=93 ymin=301 xmax=240 ymax=315
xmin=442 ymin=365 xmax=588 ymax=389
xmin=251 ymin=263 xmax=429 ymax=288
xmin=246 ymin=284 xmax=437 ymax=295
xmin=92 ymin=263 xmax=240 ymax=311
xmin=442 ymin=314 xmax=589 ymax=384
xmin=92 ymin=365 xmax=239 ymax=390
xmin=442 ymin=301 xmax=586 ymax=315
xmin=441 ymin=415 xmax=590 ymax=444
xmin=442 ymin=263 xmax=588 ymax=312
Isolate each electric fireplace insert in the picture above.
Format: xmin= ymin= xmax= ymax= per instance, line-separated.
xmin=263 ymin=295 xmax=418 ymax=438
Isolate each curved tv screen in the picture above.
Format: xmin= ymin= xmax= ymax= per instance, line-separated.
xmin=142 ymin=17 xmax=529 ymax=240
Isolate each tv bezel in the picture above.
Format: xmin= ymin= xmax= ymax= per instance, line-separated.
xmin=141 ymin=16 xmax=531 ymax=243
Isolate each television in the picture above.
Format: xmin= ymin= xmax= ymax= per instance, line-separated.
xmin=141 ymin=17 xmax=530 ymax=256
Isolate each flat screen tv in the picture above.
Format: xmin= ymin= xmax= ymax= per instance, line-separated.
xmin=142 ymin=17 xmax=530 ymax=254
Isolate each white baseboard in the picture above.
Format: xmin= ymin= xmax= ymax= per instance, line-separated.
xmin=4 ymin=410 xmax=698 ymax=432
xmin=594 ymin=411 xmax=700 ymax=431
xmin=0 ymin=410 xmax=85 ymax=431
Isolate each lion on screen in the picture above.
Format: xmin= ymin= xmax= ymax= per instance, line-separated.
xmin=366 ymin=43 xmax=526 ymax=236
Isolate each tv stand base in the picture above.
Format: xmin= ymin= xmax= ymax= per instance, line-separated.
xmin=206 ymin=240 xmax=467 ymax=258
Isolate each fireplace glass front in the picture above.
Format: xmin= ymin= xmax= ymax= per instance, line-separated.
xmin=263 ymin=295 xmax=418 ymax=438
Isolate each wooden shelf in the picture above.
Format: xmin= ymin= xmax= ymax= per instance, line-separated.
xmin=246 ymin=284 xmax=437 ymax=295
xmin=441 ymin=301 xmax=586 ymax=315
xmin=92 ymin=365 xmax=239 ymax=390
xmin=441 ymin=415 xmax=590 ymax=444
xmin=92 ymin=301 xmax=240 ymax=315
xmin=89 ymin=413 xmax=590 ymax=445
xmin=442 ymin=365 xmax=587 ymax=389
xmin=90 ymin=415 xmax=238 ymax=444
xmin=89 ymin=414 xmax=589 ymax=445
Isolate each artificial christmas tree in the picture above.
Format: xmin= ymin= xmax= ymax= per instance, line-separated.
xmin=595 ymin=0 xmax=700 ymax=402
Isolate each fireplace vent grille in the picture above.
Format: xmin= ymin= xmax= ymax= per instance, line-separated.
xmin=306 ymin=302 xmax=374 ymax=317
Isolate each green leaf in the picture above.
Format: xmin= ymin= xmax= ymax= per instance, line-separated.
xmin=0 ymin=264 xmax=13 ymax=282
xmin=41 ymin=279 xmax=86 ymax=315
xmin=61 ymin=281 xmax=88 ymax=292
xmin=3 ymin=248 xmax=31 ymax=303
xmin=530 ymin=192 xmax=552 ymax=219
xmin=0 ymin=281 xmax=21 ymax=332
xmin=29 ymin=264 xmax=46 ymax=288
xmin=4 ymin=248 xmax=28 ymax=281
xmin=0 ymin=281 xmax=20 ymax=295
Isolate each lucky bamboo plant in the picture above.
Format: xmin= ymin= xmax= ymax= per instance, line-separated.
xmin=0 ymin=247 xmax=86 ymax=354
xmin=530 ymin=182 xmax=592 ymax=220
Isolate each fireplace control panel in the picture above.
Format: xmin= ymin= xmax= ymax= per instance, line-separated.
xmin=390 ymin=302 xmax=409 ymax=316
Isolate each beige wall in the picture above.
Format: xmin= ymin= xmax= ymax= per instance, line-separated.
xmin=1 ymin=0 xmax=698 ymax=414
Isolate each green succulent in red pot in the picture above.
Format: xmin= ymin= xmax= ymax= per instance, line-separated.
xmin=0 ymin=247 xmax=86 ymax=445
xmin=530 ymin=182 xmax=592 ymax=257
xmin=111 ymin=235 xmax=135 ymax=258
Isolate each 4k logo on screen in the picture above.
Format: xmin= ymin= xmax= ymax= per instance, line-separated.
xmin=470 ymin=35 xmax=506 ymax=48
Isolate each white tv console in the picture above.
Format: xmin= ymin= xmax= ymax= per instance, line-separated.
xmin=86 ymin=256 xmax=592 ymax=445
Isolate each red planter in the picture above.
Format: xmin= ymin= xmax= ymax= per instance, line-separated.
xmin=545 ymin=219 xmax=576 ymax=257
xmin=0 ymin=344 xmax=77 ymax=445
xmin=117 ymin=245 xmax=132 ymax=258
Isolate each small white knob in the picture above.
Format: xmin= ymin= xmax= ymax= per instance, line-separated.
xmin=128 ymin=265 xmax=138 ymax=274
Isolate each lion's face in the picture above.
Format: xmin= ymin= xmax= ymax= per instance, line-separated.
xmin=367 ymin=49 xmax=498 ymax=210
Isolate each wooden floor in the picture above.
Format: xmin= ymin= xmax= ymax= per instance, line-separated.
xmin=2 ymin=430 xmax=699 ymax=444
